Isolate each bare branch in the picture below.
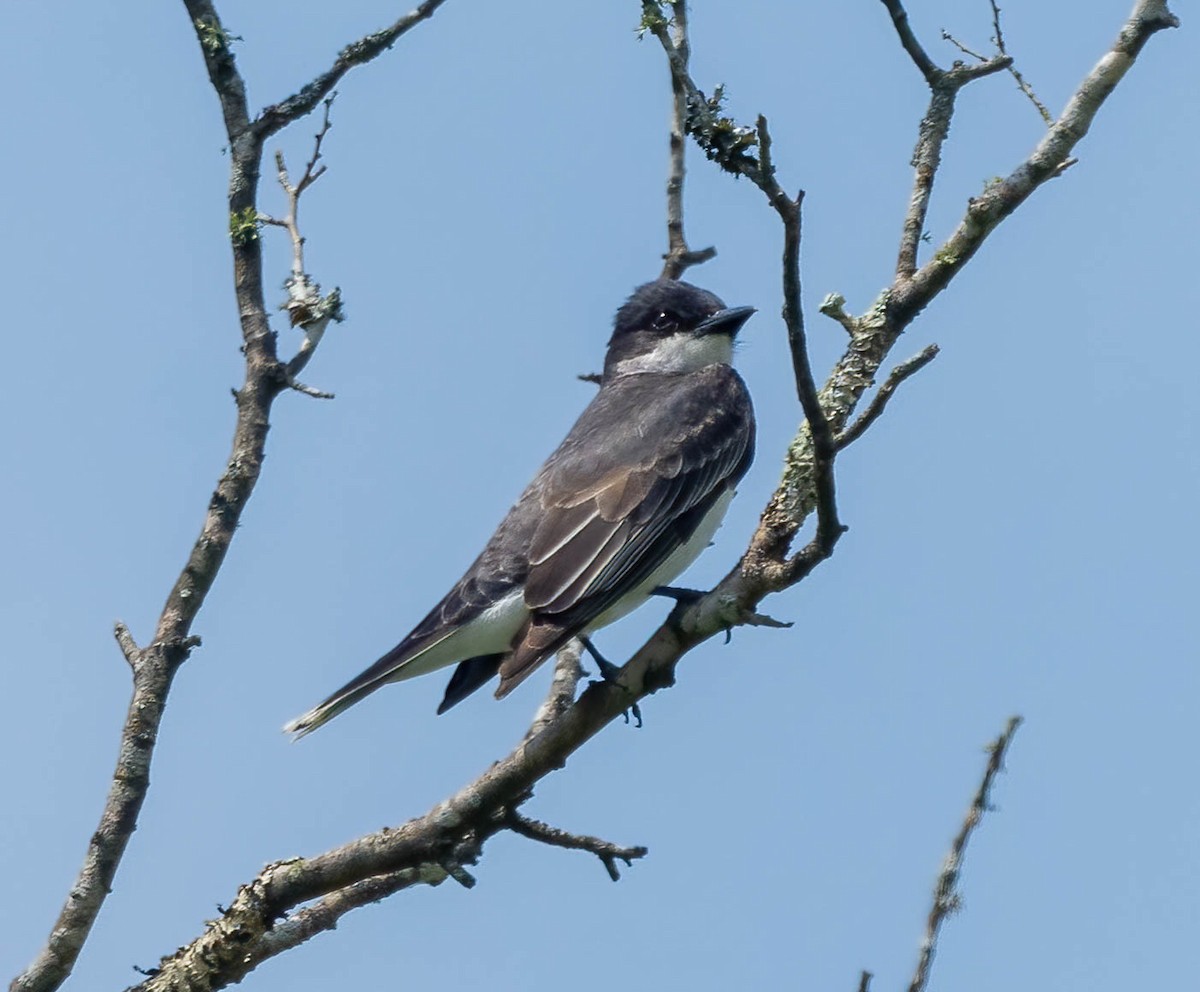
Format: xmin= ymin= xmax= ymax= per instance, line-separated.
xmin=894 ymin=55 xmax=1011 ymax=281
xmin=836 ymin=345 xmax=940 ymax=450
xmin=660 ymin=2 xmax=716 ymax=280
xmin=113 ymin=621 xmax=141 ymax=669
xmin=647 ymin=12 xmax=846 ymax=570
xmin=506 ymin=811 xmax=648 ymax=882
xmin=247 ymin=866 xmax=454 ymax=965
xmin=940 ymin=29 xmax=988 ymax=63
xmin=11 ymin=637 xmax=200 ymax=992
xmin=879 ymin=0 xmax=941 ymax=83
xmin=896 ymin=0 xmax=1178 ymax=322
xmin=255 ymin=0 xmax=451 ymax=139
xmin=989 ymin=1 xmax=1055 ymax=125
xmin=264 ymin=94 xmax=346 ymax=391
xmin=182 ymin=0 xmax=251 ymax=142
xmin=908 ymin=716 xmax=1023 ymax=992
xmin=10 ymin=1 xmax=439 ymax=986
xmin=747 ymin=0 xmax=1173 ymax=588
xmin=525 ymin=640 xmax=587 ymax=742
xmin=818 ymin=293 xmax=860 ymax=337
xmin=858 ymin=971 xmax=873 ymax=992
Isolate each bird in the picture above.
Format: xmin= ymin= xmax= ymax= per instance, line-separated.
xmin=283 ymin=278 xmax=756 ymax=739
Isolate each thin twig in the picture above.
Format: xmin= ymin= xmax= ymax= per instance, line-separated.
xmin=505 ymin=811 xmax=648 ymax=882
xmin=643 ymin=8 xmax=764 ymax=184
xmin=940 ymin=30 xmax=988 ymax=63
xmin=989 ymin=1 xmax=1055 ymax=125
xmin=836 ymin=345 xmax=940 ymax=450
xmin=908 ymin=717 xmax=1023 ymax=992
xmin=660 ymin=1 xmax=716 ymax=279
xmin=255 ymin=0 xmax=451 ymax=139
xmin=261 ymin=94 xmax=345 ymax=391
xmin=858 ymin=971 xmax=874 ymax=992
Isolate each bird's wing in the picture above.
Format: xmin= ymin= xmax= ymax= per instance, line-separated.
xmin=496 ymin=365 xmax=754 ymax=696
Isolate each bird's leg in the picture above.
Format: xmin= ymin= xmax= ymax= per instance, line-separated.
xmin=579 ymin=636 xmax=623 ymax=682
xmin=579 ymin=636 xmax=642 ymax=728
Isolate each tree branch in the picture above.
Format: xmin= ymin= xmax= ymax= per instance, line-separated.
xmin=879 ymin=0 xmax=941 ymax=84
xmin=9 ymin=3 xmax=451 ymax=990
xmin=524 ymin=640 xmax=587 ymax=742
xmin=986 ymin=2 xmax=1055 ymax=124
xmin=647 ymin=12 xmax=846 ymax=572
xmin=908 ymin=716 xmax=1023 ymax=992
xmin=745 ymin=0 xmax=1175 ymax=585
xmin=260 ymin=93 xmax=346 ymax=395
xmin=255 ymin=0 xmax=451 ymax=139
xmin=894 ymin=51 xmax=1011 ymax=281
xmin=659 ymin=2 xmax=716 ymax=279
xmin=836 ymin=345 xmax=940 ymax=450
xmin=505 ymin=811 xmax=648 ymax=882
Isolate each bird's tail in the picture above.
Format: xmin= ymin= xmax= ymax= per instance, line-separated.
xmin=283 ymin=630 xmax=449 ymax=740
xmin=282 ymin=679 xmax=386 ymax=740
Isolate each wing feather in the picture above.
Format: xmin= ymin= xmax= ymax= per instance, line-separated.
xmin=497 ymin=366 xmax=754 ymax=697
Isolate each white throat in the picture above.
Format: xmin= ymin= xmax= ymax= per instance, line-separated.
xmin=613 ymin=332 xmax=734 ymax=376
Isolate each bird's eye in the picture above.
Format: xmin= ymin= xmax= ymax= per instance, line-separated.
xmin=651 ymin=311 xmax=678 ymax=333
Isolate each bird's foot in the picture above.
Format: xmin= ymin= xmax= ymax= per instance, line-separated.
xmin=580 ymin=637 xmax=643 ymax=728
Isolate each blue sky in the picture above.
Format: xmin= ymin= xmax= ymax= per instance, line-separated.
xmin=2 ymin=2 xmax=1196 ymax=990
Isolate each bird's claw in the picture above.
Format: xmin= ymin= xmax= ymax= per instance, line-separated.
xmin=580 ymin=637 xmax=643 ymax=728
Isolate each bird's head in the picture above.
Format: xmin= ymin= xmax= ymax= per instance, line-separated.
xmin=602 ymin=279 xmax=756 ymax=380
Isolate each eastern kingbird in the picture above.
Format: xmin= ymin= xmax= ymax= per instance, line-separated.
xmin=284 ymin=279 xmax=756 ymax=738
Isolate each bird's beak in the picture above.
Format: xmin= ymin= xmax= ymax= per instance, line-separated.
xmin=695 ymin=305 xmax=756 ymax=337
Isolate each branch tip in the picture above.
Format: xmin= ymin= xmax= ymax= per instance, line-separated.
xmin=836 ymin=344 xmax=940 ymax=450
xmin=908 ymin=716 xmax=1022 ymax=992
xmin=114 ymin=621 xmax=141 ymax=669
xmin=819 ymin=293 xmax=859 ymax=336
xmin=506 ymin=810 xmax=648 ymax=881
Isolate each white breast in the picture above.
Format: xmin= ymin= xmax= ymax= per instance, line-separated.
xmin=612 ymin=332 xmax=735 ymax=376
